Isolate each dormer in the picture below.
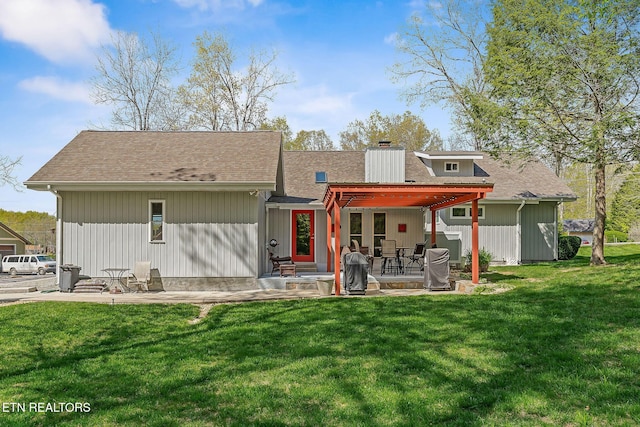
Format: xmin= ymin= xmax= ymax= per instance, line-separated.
xmin=413 ymin=152 xmax=483 ymax=177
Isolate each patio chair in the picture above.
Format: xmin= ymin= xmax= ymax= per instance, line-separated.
xmin=126 ymin=261 xmax=151 ymax=292
xmin=269 ymin=251 xmax=294 ymax=276
xmin=359 ymin=246 xmax=374 ymax=274
xmin=404 ymin=243 xmax=426 ymax=274
xmin=380 ymin=239 xmax=400 ymax=275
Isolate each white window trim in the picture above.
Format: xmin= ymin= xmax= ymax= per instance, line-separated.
xmin=149 ymin=199 xmax=166 ymax=243
xmin=450 ymin=205 xmax=485 ymax=219
xmin=444 ymin=162 xmax=459 ymax=173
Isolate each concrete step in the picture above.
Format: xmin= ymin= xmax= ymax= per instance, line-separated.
xmin=294 ymin=262 xmax=317 ymax=272
xmin=73 ymin=282 xmax=107 ymax=293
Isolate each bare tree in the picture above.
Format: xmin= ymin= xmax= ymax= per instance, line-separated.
xmin=178 ymin=31 xmax=295 ymax=131
xmin=290 ymin=130 xmax=335 ymax=150
xmin=390 ymin=0 xmax=489 ymax=150
xmin=91 ymin=31 xmax=181 ymax=130
xmin=0 ymin=155 xmax=22 ymax=190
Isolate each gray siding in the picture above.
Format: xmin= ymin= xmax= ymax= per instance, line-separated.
xmin=267 ymin=207 xmax=424 ymax=272
xmin=267 ymin=203 xmax=559 ymax=269
xmin=257 ymin=194 xmax=268 ymax=276
xmin=267 ymin=208 xmax=292 ymax=263
xmin=365 ymin=148 xmax=405 ymax=183
xmin=61 ymin=191 xmax=259 ymax=278
xmin=267 ymin=207 xmax=328 ymax=271
xmin=440 ymin=204 xmax=520 ymax=265
xmin=521 ymin=203 xmax=557 ymax=261
xmin=430 ymin=159 xmax=475 ymax=176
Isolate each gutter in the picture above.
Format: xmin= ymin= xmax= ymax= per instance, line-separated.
xmin=25 ymin=181 xmax=277 ymax=192
xmin=47 ymin=185 xmax=62 ymax=285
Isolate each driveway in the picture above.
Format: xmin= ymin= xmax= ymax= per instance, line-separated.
xmin=0 ymin=272 xmax=57 ymax=284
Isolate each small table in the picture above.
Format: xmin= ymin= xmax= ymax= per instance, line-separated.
xmin=279 ymin=264 xmax=296 ymax=277
xmin=102 ymin=268 xmax=130 ymax=292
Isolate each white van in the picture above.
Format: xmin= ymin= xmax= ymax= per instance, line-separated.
xmin=1 ymin=255 xmax=57 ymax=275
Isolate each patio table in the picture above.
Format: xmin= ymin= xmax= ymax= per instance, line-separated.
xmin=102 ymin=268 xmax=130 ymax=292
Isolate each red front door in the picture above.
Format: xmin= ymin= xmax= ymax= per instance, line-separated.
xmin=292 ymin=210 xmax=314 ymax=262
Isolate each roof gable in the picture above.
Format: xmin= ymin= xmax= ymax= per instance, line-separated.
xmin=0 ymin=222 xmax=31 ymax=244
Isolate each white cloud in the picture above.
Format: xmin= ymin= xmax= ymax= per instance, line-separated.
xmin=0 ymin=0 xmax=112 ymax=64
xmin=172 ymin=0 xmax=263 ymax=11
xmin=384 ymin=32 xmax=400 ymax=46
xmin=18 ymin=76 xmax=92 ymax=104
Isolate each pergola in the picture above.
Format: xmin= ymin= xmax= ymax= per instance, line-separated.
xmin=323 ymin=183 xmax=494 ymax=295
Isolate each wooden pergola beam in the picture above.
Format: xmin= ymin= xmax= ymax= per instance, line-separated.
xmin=323 ymin=183 xmax=494 ymax=294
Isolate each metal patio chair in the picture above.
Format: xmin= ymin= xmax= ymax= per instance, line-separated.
xmin=405 ymin=243 xmax=426 ymax=274
xmin=380 ymin=239 xmax=400 ymax=275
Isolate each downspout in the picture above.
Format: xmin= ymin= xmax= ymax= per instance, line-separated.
xmin=47 ymin=185 xmax=62 ymax=285
xmin=516 ymin=201 xmax=525 ymax=264
xmin=554 ymin=200 xmax=562 ymax=260
xmin=265 ymin=202 xmax=270 ymax=275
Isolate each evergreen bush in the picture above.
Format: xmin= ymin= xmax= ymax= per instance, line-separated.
xmin=558 ymin=235 xmax=582 ymax=260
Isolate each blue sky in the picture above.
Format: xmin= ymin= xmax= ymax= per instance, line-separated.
xmin=0 ymin=0 xmax=453 ymax=214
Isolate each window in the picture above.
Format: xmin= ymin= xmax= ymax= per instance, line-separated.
xmin=373 ymin=212 xmax=386 ymax=257
xmin=349 ymin=212 xmax=362 ymax=246
xmin=315 ymin=171 xmax=328 ymax=183
xmin=450 ymin=206 xmax=484 ymax=219
xmin=444 ymin=162 xmax=459 ymax=173
xmin=149 ymin=200 xmax=165 ymax=242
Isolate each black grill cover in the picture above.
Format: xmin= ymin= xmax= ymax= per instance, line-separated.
xmin=424 ymin=248 xmax=450 ymax=290
xmin=343 ymin=252 xmax=369 ymax=294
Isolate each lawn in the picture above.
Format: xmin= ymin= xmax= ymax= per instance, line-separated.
xmin=1 ymin=245 xmax=640 ymax=426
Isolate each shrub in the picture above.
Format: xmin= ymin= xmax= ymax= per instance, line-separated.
xmin=464 ymin=247 xmax=493 ymax=272
xmin=605 ymin=230 xmax=628 ymax=243
xmin=558 ymin=235 xmax=581 ymax=260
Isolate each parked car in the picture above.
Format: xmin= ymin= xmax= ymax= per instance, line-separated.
xmin=1 ymin=255 xmax=56 ymax=275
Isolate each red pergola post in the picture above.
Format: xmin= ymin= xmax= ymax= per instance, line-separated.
xmin=333 ymin=203 xmax=341 ymax=295
xmin=472 ymin=199 xmax=479 ymax=284
xmin=431 ymin=209 xmax=437 ymax=247
xmin=326 ymin=212 xmax=332 ymax=272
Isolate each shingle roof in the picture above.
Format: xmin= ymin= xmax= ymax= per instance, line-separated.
xmin=26 ymin=130 xmax=283 ymax=188
xmin=278 ymin=150 xmax=575 ymax=202
xmin=474 ymin=155 xmax=576 ymax=200
xmin=0 ymin=222 xmax=31 ymax=244
xmin=563 ymin=219 xmax=595 ymax=232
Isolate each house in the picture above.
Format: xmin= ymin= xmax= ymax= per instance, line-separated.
xmin=25 ymin=131 xmax=575 ymax=291
xmin=0 ymin=222 xmax=31 ymax=260
xmin=563 ymin=219 xmax=594 ymax=245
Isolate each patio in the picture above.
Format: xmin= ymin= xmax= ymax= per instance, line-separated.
xmin=259 ymin=256 xmax=471 ymax=294
xmin=323 ymin=182 xmax=494 ymax=294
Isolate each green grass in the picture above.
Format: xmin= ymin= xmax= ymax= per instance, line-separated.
xmin=1 ymin=245 xmax=640 ymax=426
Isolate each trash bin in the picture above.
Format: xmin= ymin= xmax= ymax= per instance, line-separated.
xmin=60 ymin=264 xmax=81 ymax=292
xmin=424 ymin=248 xmax=451 ymax=290
xmin=343 ymin=252 xmax=369 ymax=295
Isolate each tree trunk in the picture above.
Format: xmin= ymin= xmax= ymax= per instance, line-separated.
xmin=591 ymin=150 xmax=606 ymax=265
